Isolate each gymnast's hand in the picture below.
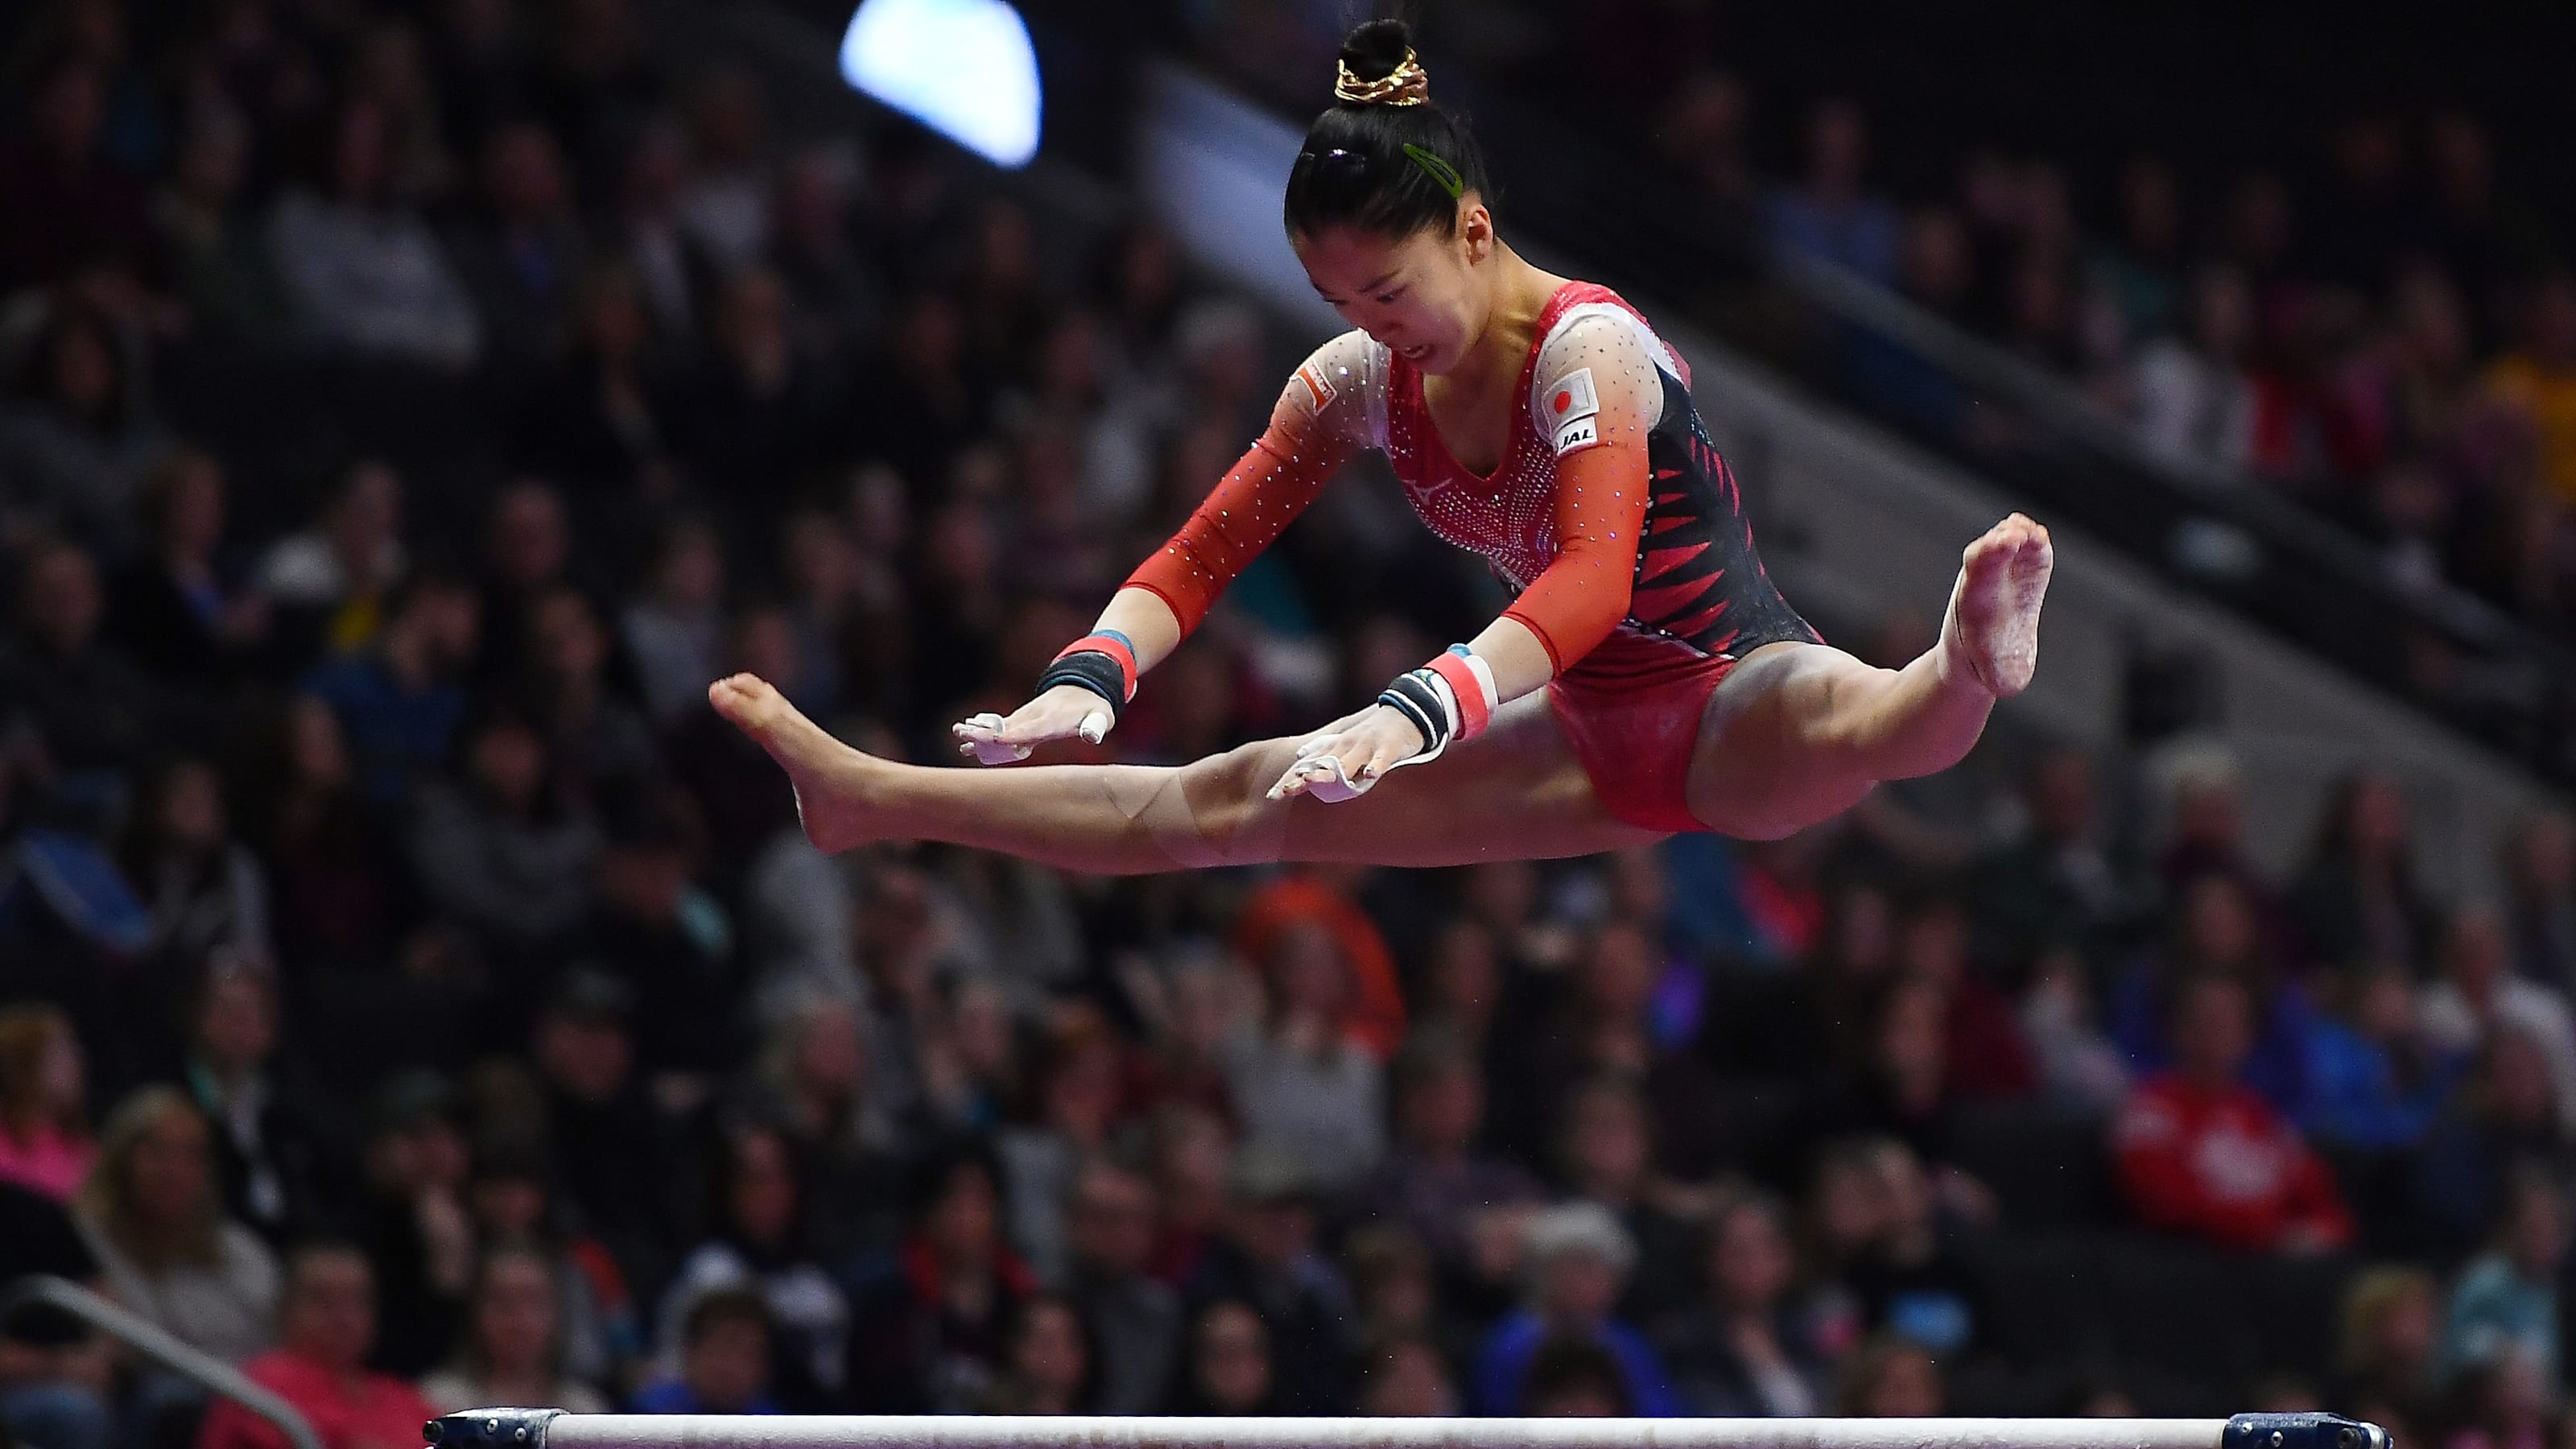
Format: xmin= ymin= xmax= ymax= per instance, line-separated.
xmin=1269 ymin=701 xmax=1427 ymax=801
xmin=953 ymin=683 xmax=1115 ymax=764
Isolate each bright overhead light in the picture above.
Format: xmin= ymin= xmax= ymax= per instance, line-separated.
xmin=840 ymin=0 xmax=1042 ymax=169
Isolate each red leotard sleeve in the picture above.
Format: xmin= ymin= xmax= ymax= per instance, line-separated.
xmin=1123 ymin=348 xmax=1363 ymax=635
xmin=1496 ymin=311 xmax=1664 ymax=672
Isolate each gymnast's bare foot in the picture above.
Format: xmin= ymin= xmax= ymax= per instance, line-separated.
xmin=708 ymin=673 xmax=878 ymax=853
xmin=1940 ymin=513 xmax=2054 ymax=697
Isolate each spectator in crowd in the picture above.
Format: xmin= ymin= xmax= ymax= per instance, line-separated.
xmin=420 ymin=1245 xmax=612 ymax=1413
xmin=6 ymin=539 xmax=177 ymax=778
xmin=1168 ymin=1300 xmax=1277 ymax=1415
xmin=0 ymin=1174 xmax=114 ymax=1449
xmin=2132 ymin=266 xmax=2259 ymax=473
xmin=175 ymin=966 xmax=332 ymax=1246
xmin=1518 ymin=1335 xmax=1632 ymax=1418
xmin=843 ymin=1147 xmax=1034 ymax=1413
xmin=634 ymin=1289 xmax=781 ymax=1415
xmin=2301 ymin=963 xmax=2461 ymax=1155
xmin=252 ymin=695 xmax=400 ymax=970
xmin=0 ymin=1005 xmax=96 ymax=1202
xmin=1834 ymin=1335 xmax=1946 ymax=1417
xmin=302 ymin=567 xmax=478 ymax=806
xmin=2483 ymin=275 xmax=2576 ymax=508
xmin=2112 ymin=972 xmax=2354 ymax=1253
xmin=2500 ymin=811 xmax=2576 ymax=995
xmin=733 ymin=989 xmax=906 ymax=1266
xmin=576 ymin=791 xmax=737 ymax=1080
xmin=459 ymin=1133 xmax=640 ymax=1392
xmin=266 ymin=97 xmax=481 ymax=369
xmin=1060 ymin=1160 xmax=1181 ymax=1415
xmin=1552 ymin=1078 xmax=1700 ymax=1321
xmin=155 ymin=101 xmax=298 ymax=350
xmin=2415 ymin=1025 xmax=2571 ymax=1256
xmin=2111 ymin=873 xmax=2318 ymax=1121
xmin=1356 ymin=1334 xmax=1456 ymax=1418
xmin=1364 ymin=1026 xmax=1541 ymax=1280
xmin=120 ymin=758 xmax=273 ymax=980
xmin=529 ymin=971 xmax=683 ymax=1303
xmin=1765 ymin=99 xmax=1898 ymax=286
xmin=196 ymin=1244 xmax=439 ymax=1449
xmin=976 ymin=1295 xmax=1092 ymax=1414
xmin=2333 ymin=1267 xmax=2439 ymax=1443
xmin=621 ymin=518 xmax=729 ymax=725
xmin=1182 ymin=1145 xmax=1353 ymax=1414
xmin=2420 ymin=906 xmax=2576 ymax=1128
xmin=2018 ymin=944 xmax=2129 ymax=1110
xmin=656 ymin=1122 xmax=848 ymax=1411
xmin=106 ymin=451 xmax=271 ymax=684
xmin=1471 ymin=1203 xmax=1675 ymax=1418
xmin=1843 ymin=1141 xmax=1987 ymax=1361
xmin=997 ymin=1014 xmax=1123 ymax=1285
xmin=257 ymin=461 xmax=409 ymax=650
xmin=353 ymin=1071 xmax=473 ymax=1378
xmin=405 ymin=704 xmax=600 ymax=960
xmin=1224 ymin=921 xmax=1385 ymax=1194
xmin=1654 ymin=1191 xmax=1833 ymax=1417
xmin=2290 ymin=770 xmax=2439 ymax=976
xmin=444 ymin=121 xmax=584 ymax=380
xmin=1968 ymin=748 xmax=2128 ymax=965
xmin=0 ymin=297 xmax=166 ymax=554
xmin=0 ymin=55 xmax=153 ymax=291
xmin=72 ymin=1086 xmax=279 ymax=1364
xmin=1343 ymin=1226 xmax=1464 ymax=1373
xmin=2439 ymin=1166 xmax=2567 ymax=1393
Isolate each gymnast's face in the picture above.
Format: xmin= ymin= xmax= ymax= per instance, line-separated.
xmin=1294 ymin=203 xmax=1495 ymax=375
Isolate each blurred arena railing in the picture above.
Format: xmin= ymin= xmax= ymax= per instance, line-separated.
xmin=2 ymin=1277 xmax=324 ymax=1449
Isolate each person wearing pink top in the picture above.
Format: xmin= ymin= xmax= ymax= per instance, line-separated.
xmin=196 ymin=1245 xmax=436 ymax=1449
xmin=0 ymin=1005 xmax=96 ymax=1202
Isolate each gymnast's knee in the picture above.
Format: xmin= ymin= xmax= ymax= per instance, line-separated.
xmin=1177 ymin=742 xmax=1294 ymax=865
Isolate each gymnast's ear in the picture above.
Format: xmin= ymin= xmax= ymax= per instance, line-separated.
xmin=1459 ymin=198 xmax=1495 ymax=263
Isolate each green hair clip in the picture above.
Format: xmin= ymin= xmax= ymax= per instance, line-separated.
xmin=1402 ymin=143 xmax=1464 ymax=200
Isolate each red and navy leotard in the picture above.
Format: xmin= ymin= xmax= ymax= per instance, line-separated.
xmin=1124 ymin=281 xmax=1818 ymax=832
xmin=1129 ymin=281 xmax=1816 ymax=687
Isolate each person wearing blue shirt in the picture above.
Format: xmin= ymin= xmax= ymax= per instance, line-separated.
xmin=1472 ymin=1203 xmax=1678 ymax=1418
xmin=633 ymin=1287 xmax=785 ymax=1415
xmin=300 ymin=569 xmax=478 ymax=804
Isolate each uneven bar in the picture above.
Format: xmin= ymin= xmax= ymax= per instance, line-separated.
xmin=424 ymin=1410 xmax=2390 ymax=1449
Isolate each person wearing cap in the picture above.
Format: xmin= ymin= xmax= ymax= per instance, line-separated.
xmin=1468 ymin=1202 xmax=1675 ymax=1417
xmin=572 ymin=788 xmax=739 ymax=1081
xmin=353 ymin=1068 xmax=472 ymax=1377
xmin=533 ymin=969 xmax=683 ymax=1301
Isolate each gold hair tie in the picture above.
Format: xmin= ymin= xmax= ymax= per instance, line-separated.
xmin=1335 ymin=48 xmax=1430 ymax=106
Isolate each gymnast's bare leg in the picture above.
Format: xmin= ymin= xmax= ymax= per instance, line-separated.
xmin=709 ymin=514 xmax=2051 ymax=869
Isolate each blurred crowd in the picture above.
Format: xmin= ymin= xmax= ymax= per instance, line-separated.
xmin=6 ymin=6 xmax=2576 ymax=1449
xmin=1611 ymin=63 xmax=2576 ymax=641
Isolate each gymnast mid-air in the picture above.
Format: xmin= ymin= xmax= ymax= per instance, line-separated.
xmin=709 ymin=19 xmax=2054 ymax=872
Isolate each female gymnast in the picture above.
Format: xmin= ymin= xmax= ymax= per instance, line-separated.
xmin=709 ymin=19 xmax=2054 ymax=872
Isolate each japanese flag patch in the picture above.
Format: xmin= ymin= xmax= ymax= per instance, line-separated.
xmin=1544 ymin=367 xmax=1602 ymax=455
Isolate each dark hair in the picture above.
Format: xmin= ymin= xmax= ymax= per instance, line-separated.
xmin=681 ymin=1286 xmax=772 ymax=1345
xmin=1521 ymin=1333 xmax=1631 ymax=1415
xmin=1282 ymin=20 xmax=1491 ymax=241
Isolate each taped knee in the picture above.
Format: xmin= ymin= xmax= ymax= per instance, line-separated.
xmin=1098 ymin=756 xmax=1288 ymax=869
